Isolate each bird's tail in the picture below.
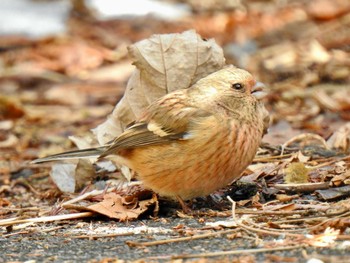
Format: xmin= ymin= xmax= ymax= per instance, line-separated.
xmin=31 ymin=146 xmax=107 ymax=164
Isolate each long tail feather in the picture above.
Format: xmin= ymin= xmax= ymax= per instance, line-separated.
xmin=31 ymin=146 xmax=107 ymax=164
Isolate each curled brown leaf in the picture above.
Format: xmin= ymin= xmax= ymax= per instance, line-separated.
xmin=93 ymin=30 xmax=225 ymax=144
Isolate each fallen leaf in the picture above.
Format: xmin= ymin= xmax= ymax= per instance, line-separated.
xmin=327 ymin=122 xmax=350 ymax=152
xmin=50 ymin=163 xmax=76 ymax=193
xmin=93 ymin=30 xmax=225 ymax=144
xmin=49 ymin=160 xmax=95 ymax=193
xmin=88 ymin=192 xmax=158 ymax=221
xmin=0 ymin=95 xmax=25 ymax=120
xmin=75 ymin=159 xmax=96 ymax=191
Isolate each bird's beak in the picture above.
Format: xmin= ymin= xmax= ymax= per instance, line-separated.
xmin=251 ymin=81 xmax=267 ymax=100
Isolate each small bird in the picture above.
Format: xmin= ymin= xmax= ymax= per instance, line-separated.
xmin=32 ymin=65 xmax=269 ymax=204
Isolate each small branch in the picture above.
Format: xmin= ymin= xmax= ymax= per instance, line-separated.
xmin=235 ymin=209 xmax=319 ymax=216
xmin=72 ymin=232 xmax=135 ymax=239
xmin=237 ymin=220 xmax=304 ymax=238
xmin=61 ymin=187 xmax=116 ymax=206
xmin=126 ymin=229 xmax=237 ymax=247
xmin=149 ymin=245 xmax=305 ymax=260
xmin=253 ymin=153 xmax=293 ymax=162
xmin=274 ymin=182 xmax=329 ymax=193
xmin=0 ymin=212 xmax=94 ymax=227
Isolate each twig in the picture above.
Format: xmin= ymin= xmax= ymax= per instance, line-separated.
xmin=237 ymin=219 xmax=304 ymax=238
xmin=0 ymin=207 xmax=40 ymax=212
xmin=72 ymin=232 xmax=135 ymax=239
xmin=2 ymin=231 xmax=29 ymax=237
xmin=274 ymin=182 xmax=329 ymax=193
xmin=266 ymin=216 xmax=327 ymax=226
xmin=227 ymin=196 xmax=236 ymax=221
xmin=126 ymin=229 xmax=238 ymax=247
xmin=148 ymin=245 xmax=305 ymax=260
xmin=308 ymin=210 xmax=350 ymax=231
xmin=253 ymin=153 xmax=293 ymax=162
xmin=61 ymin=187 xmax=116 ymax=206
xmin=2 ymin=226 xmax=64 ymax=237
xmin=227 ymin=195 xmax=305 ymax=238
xmin=235 ymin=209 xmax=318 ymax=216
xmin=247 ymin=218 xmax=309 ymax=234
xmin=41 ymin=226 xmax=65 ymax=233
xmin=281 ymin=133 xmax=329 ymax=155
xmin=0 ymin=212 xmax=94 ymax=227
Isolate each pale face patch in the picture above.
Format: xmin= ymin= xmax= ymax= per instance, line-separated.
xmin=206 ymin=86 xmax=219 ymax=96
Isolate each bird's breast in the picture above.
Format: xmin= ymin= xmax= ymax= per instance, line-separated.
xmin=122 ymin=118 xmax=263 ymax=200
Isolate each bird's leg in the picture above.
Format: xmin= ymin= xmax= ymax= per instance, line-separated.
xmin=176 ymin=195 xmax=192 ymax=214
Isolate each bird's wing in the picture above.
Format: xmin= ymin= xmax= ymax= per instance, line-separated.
xmin=100 ymin=92 xmax=212 ymax=157
xmin=31 ymin=146 xmax=106 ymax=163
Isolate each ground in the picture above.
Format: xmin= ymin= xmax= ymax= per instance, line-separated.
xmin=1 ymin=0 xmax=350 ymax=262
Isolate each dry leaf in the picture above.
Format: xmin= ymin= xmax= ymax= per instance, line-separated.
xmin=75 ymin=159 xmax=96 ymax=191
xmin=282 ymin=134 xmax=328 ymax=152
xmin=0 ymin=134 xmax=18 ymax=148
xmin=312 ymin=85 xmax=350 ymax=112
xmin=331 ymin=170 xmax=350 ymax=187
xmin=261 ymin=41 xmax=330 ymax=72
xmin=50 ymin=163 xmax=76 ymax=193
xmin=327 ymin=122 xmax=350 ymax=152
xmin=88 ymin=192 xmax=158 ymax=221
xmin=0 ymin=95 xmax=25 ymax=120
xmin=93 ymin=30 xmax=225 ymax=144
xmin=49 ymin=159 xmax=95 ymax=193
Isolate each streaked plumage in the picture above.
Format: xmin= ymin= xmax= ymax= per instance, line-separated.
xmin=32 ymin=66 xmax=269 ymax=200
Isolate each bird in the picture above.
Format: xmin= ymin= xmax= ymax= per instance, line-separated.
xmin=32 ymin=65 xmax=269 ymax=206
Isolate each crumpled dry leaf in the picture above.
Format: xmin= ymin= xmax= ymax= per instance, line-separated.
xmin=87 ymin=192 xmax=158 ymax=221
xmin=261 ymin=40 xmax=330 ymax=73
xmin=50 ymin=163 xmax=76 ymax=193
xmin=282 ymin=133 xmax=328 ymax=153
xmin=312 ymin=84 xmax=350 ymax=112
xmin=75 ymin=159 xmax=96 ymax=191
xmin=0 ymin=134 xmax=18 ymax=148
xmin=331 ymin=170 xmax=350 ymax=187
xmin=93 ymin=30 xmax=225 ymax=144
xmin=50 ymin=159 xmax=95 ymax=193
xmin=327 ymin=122 xmax=350 ymax=152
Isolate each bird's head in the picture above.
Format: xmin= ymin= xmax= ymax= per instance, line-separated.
xmin=191 ymin=65 xmax=266 ymax=113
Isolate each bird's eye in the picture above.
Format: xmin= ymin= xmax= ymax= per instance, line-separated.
xmin=232 ymin=83 xmax=244 ymax=91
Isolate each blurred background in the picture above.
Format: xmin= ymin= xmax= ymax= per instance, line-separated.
xmin=0 ymin=0 xmax=350 ymax=172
